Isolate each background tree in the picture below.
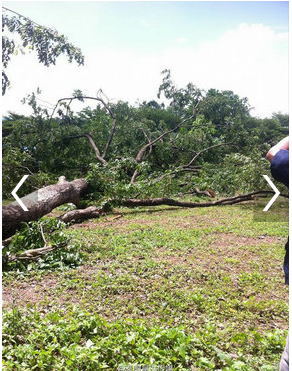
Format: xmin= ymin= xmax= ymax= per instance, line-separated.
xmin=2 ymin=69 xmax=288 ymax=204
xmin=2 ymin=7 xmax=84 ymax=95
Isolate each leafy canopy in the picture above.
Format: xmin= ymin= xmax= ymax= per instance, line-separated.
xmin=2 ymin=69 xmax=288 ymax=199
xmin=2 ymin=7 xmax=84 ymax=95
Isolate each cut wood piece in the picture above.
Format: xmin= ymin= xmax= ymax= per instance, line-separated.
xmin=58 ymin=206 xmax=102 ymax=223
xmin=105 ymin=215 xmax=122 ymax=222
xmin=2 ymin=177 xmax=88 ymax=238
xmin=194 ymin=187 xmax=214 ymax=197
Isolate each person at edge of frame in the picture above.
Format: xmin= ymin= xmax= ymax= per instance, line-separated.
xmin=266 ymin=136 xmax=289 ymax=371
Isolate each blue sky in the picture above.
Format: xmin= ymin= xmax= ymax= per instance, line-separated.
xmin=2 ymin=1 xmax=289 ymax=117
xmin=4 ymin=2 xmax=288 ymax=50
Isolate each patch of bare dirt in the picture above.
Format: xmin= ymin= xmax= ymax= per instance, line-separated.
xmin=70 ymin=221 xmax=100 ymax=229
xmin=2 ymin=264 xmax=105 ymax=308
xmin=2 ymin=226 xmax=286 ymax=312
xmin=208 ymin=233 xmax=283 ymax=248
xmin=153 ymin=233 xmax=285 ymax=274
xmin=2 ymin=274 xmax=59 ymax=308
xmin=67 ymin=208 xmax=219 ymax=231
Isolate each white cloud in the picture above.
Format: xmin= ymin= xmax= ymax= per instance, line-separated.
xmin=2 ymin=23 xmax=288 ymax=118
xmin=138 ymin=19 xmax=151 ymax=27
xmin=177 ymin=37 xmax=188 ymax=45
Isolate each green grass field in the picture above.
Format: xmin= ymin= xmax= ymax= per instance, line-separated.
xmin=2 ymin=201 xmax=289 ymax=370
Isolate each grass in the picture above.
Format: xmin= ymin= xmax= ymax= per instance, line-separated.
xmin=2 ymin=200 xmax=289 ymax=370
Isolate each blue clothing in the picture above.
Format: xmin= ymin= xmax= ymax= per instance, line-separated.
xmin=284 ymin=239 xmax=289 ymax=285
xmin=270 ymin=149 xmax=289 ymax=188
xmin=270 ymin=149 xmax=289 ymax=284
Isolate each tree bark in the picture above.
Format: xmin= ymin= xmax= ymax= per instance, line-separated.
xmin=58 ymin=206 xmax=102 ymax=223
xmin=58 ymin=190 xmax=287 ymax=225
xmin=65 ymin=134 xmax=107 ymax=165
xmin=2 ymin=177 xmax=88 ymax=238
xmin=3 ymin=175 xmax=288 ymax=239
xmin=119 ymin=191 xmax=287 ymax=208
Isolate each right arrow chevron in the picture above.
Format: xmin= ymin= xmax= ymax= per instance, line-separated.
xmin=263 ymin=175 xmax=280 ymax=212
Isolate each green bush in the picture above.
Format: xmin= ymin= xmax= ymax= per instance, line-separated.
xmin=2 ymin=218 xmax=86 ymax=274
xmin=195 ymin=151 xmax=285 ymax=195
xmin=2 ymin=307 xmax=286 ymax=371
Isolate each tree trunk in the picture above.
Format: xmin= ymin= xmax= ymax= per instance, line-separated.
xmin=2 ymin=177 xmax=88 ymax=238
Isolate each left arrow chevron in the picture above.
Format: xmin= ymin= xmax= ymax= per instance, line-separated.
xmin=11 ymin=175 xmax=29 ymax=211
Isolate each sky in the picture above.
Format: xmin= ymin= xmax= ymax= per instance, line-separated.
xmin=2 ymin=1 xmax=289 ymax=118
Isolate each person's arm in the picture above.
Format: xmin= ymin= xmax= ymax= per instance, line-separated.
xmin=266 ymin=136 xmax=289 ymax=163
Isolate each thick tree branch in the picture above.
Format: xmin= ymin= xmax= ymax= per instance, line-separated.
xmin=119 ymin=190 xmax=288 ymax=208
xmin=58 ymin=206 xmax=103 ymax=223
xmin=9 ymin=245 xmax=59 ymax=262
xmin=130 ymin=101 xmax=206 ymax=184
xmin=136 ymin=115 xmax=195 ymax=163
xmin=2 ymin=175 xmax=288 ymax=242
xmin=130 ymin=169 xmax=140 ymax=184
xmin=50 ymin=190 xmax=289 ymax=226
xmin=50 ymin=92 xmax=117 ymax=160
xmin=98 ymin=90 xmax=117 ymax=159
xmin=131 ymin=114 xmax=196 ymax=183
xmin=65 ymin=134 xmax=107 ymax=165
xmin=151 ymin=142 xmax=235 ymax=182
xmin=138 ymin=128 xmax=153 ymax=157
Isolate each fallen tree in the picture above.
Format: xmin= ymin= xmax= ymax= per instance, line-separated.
xmin=120 ymin=190 xmax=288 ymax=207
xmin=59 ymin=205 xmax=103 ymax=223
xmin=3 ymin=174 xmax=288 ymax=240
xmin=54 ymin=190 xmax=287 ymax=225
xmin=2 ymin=177 xmax=88 ymax=238
xmin=53 ymin=191 xmax=291 ymax=223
